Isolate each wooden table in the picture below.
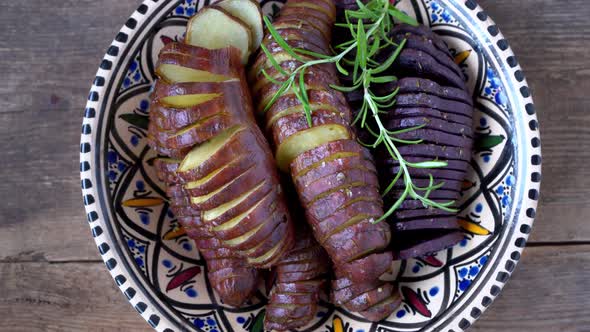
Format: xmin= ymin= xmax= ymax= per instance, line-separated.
xmin=1 ymin=0 xmax=588 ymax=331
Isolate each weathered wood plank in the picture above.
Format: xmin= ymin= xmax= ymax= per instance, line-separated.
xmin=0 ymin=0 xmax=138 ymax=261
xmin=471 ymin=245 xmax=590 ymax=332
xmin=478 ymin=0 xmax=590 ymax=242
xmin=1 ymin=246 xmax=588 ymax=331
xmin=0 ymin=262 xmax=149 ymax=332
xmin=0 ymin=110 xmax=100 ymax=262
xmin=0 ymin=0 xmax=136 ymax=114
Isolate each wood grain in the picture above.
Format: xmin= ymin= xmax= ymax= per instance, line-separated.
xmin=0 ymin=0 xmax=136 ymax=262
xmin=479 ymin=0 xmax=590 ymax=242
xmin=1 ymin=246 xmax=588 ymax=332
xmin=471 ymin=245 xmax=590 ymax=332
xmin=0 ymin=262 xmax=149 ymax=332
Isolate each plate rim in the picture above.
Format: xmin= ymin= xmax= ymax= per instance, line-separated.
xmin=79 ymin=0 xmax=542 ymax=331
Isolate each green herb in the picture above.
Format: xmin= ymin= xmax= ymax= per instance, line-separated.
xmin=261 ymin=0 xmax=457 ymax=221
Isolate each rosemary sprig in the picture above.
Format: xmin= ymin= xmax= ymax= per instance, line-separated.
xmin=261 ymin=0 xmax=458 ymax=222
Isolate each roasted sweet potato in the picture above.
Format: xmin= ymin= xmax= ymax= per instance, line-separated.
xmin=290 ymin=139 xmax=366 ymax=174
xmin=149 ymin=38 xmax=296 ymax=268
xmin=160 ymin=174 xmax=259 ymax=307
xmin=306 ymin=185 xmax=381 ymax=222
xmin=334 ymin=252 xmax=393 ymax=283
xmin=359 ymin=294 xmax=402 ymax=321
xmin=264 ymin=226 xmax=329 ymax=331
xmin=250 ymin=0 xmax=398 ymax=322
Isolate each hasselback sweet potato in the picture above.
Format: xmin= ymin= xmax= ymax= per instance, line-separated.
xmin=250 ymin=0 xmax=399 ymax=321
xmin=264 ymin=227 xmax=329 ymax=331
xmin=154 ymin=159 xmax=259 ymax=307
xmin=149 ymin=39 xmax=297 ymax=268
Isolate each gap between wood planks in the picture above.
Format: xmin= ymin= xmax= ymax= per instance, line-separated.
xmin=1 ymin=242 xmax=589 ymax=264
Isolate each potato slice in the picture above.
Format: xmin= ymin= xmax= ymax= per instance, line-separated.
xmin=266 ymin=103 xmax=336 ymax=130
xmin=247 ymin=232 xmax=288 ymax=266
xmin=186 ymin=7 xmax=252 ymax=64
xmin=203 ymin=180 xmax=266 ymax=221
xmin=179 ymin=125 xmax=245 ymax=173
xmin=157 ymin=64 xmax=237 ymax=83
xmin=212 ymin=190 xmax=270 ymax=232
xmin=184 ymin=164 xmax=229 ymax=190
xmin=215 ymin=0 xmax=263 ymax=51
xmin=275 ymin=124 xmax=351 ymax=172
xmin=159 ymin=93 xmax=222 ymax=108
xmin=190 ymin=167 xmax=251 ymax=205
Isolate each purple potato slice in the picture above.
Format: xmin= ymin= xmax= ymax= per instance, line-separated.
xmin=385 ymin=116 xmax=474 ymax=138
xmin=385 ymin=165 xmax=467 ymax=181
xmin=389 ymin=107 xmax=473 ymax=126
xmin=392 ymin=48 xmax=466 ymax=89
xmin=392 ymin=35 xmax=465 ymax=80
xmin=395 ymin=129 xmax=473 ymax=149
xmin=382 ymin=155 xmax=470 ymax=171
xmin=386 ymin=189 xmax=460 ymax=202
xmin=392 ymin=230 xmax=464 ymax=259
xmin=397 ymin=77 xmax=473 ymax=106
xmin=387 ymin=177 xmax=463 ymax=192
xmin=396 ymin=93 xmax=473 ymax=117
xmin=396 ymin=144 xmax=471 ymax=161
xmin=398 ymin=198 xmax=460 ymax=211
xmin=391 ymin=24 xmax=453 ymax=59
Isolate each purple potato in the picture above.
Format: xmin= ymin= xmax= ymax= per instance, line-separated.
xmin=393 ymin=230 xmax=464 ymax=259
xmin=394 ymin=204 xmax=457 ymax=220
xmin=392 ymin=48 xmax=466 ymax=89
xmin=398 ymin=198 xmax=460 ymax=211
xmin=382 ymin=155 xmax=470 ymax=171
xmin=385 ymin=116 xmax=474 ymax=138
xmin=386 ymin=189 xmax=460 ymax=201
xmin=395 ymin=129 xmax=473 ymax=149
xmin=392 ymin=34 xmax=465 ymax=80
xmin=387 ymin=177 xmax=463 ymax=193
xmin=391 ymin=24 xmax=453 ymax=59
xmin=397 ymin=77 xmax=473 ymax=106
xmin=386 ymin=166 xmax=467 ymax=181
xmin=392 ymin=216 xmax=459 ymax=231
xmin=396 ymin=144 xmax=472 ymax=161
xmin=389 ymin=107 xmax=473 ymax=127
xmin=396 ymin=93 xmax=473 ymax=117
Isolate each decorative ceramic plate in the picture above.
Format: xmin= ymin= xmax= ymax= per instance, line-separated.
xmin=80 ymin=0 xmax=541 ymax=331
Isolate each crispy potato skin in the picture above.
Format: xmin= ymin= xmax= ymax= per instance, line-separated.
xmin=264 ymin=227 xmax=329 ymax=331
xmin=249 ymin=0 xmax=399 ymax=323
xmin=148 ymin=41 xmax=296 ymax=269
xmin=156 ymin=163 xmax=259 ymax=307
